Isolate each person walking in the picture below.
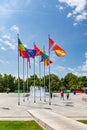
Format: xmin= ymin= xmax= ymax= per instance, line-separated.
xmin=66 ymin=92 xmax=69 ymax=100
xmin=60 ymin=91 xmax=64 ymax=100
xmin=50 ymin=91 xmax=52 ymax=99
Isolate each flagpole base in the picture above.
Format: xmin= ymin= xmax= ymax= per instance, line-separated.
xmin=34 ymin=100 xmax=36 ymax=103
xmin=44 ymin=99 xmax=46 ymax=102
xmin=49 ymin=101 xmax=51 ymax=105
xmin=18 ymin=102 xmax=20 ymax=106
xmin=23 ymin=98 xmax=25 ymax=102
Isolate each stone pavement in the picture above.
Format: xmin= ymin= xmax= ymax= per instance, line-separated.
xmin=0 ymin=93 xmax=87 ymax=129
xmin=0 ymin=93 xmax=33 ymax=120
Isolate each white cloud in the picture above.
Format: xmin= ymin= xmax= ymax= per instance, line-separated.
xmin=67 ymin=13 xmax=72 ymax=18
xmin=0 ymin=0 xmax=32 ymax=16
xmin=1 ymin=47 xmax=6 ymax=51
xmin=2 ymin=34 xmax=11 ymax=40
xmin=56 ymin=5 xmax=64 ymax=11
xmin=73 ymin=22 xmax=78 ymax=26
xmin=0 ymin=25 xmax=19 ymax=51
xmin=4 ymin=40 xmax=16 ymax=50
xmin=58 ymin=0 xmax=87 ymax=24
xmin=75 ymin=12 xmax=87 ymax=22
xmin=82 ymin=60 xmax=87 ymax=71
xmin=10 ymin=25 xmax=19 ymax=33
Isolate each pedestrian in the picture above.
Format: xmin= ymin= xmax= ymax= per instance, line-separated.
xmin=50 ymin=91 xmax=52 ymax=99
xmin=60 ymin=91 xmax=64 ymax=100
xmin=66 ymin=92 xmax=69 ymax=100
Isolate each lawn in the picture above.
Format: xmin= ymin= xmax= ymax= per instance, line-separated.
xmin=78 ymin=120 xmax=87 ymax=125
xmin=0 ymin=120 xmax=44 ymax=130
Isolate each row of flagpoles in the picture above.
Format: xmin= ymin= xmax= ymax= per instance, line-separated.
xmin=17 ymin=34 xmax=66 ymax=105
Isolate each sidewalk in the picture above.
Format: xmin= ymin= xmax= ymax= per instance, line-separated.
xmin=27 ymin=93 xmax=87 ymax=130
xmin=0 ymin=93 xmax=33 ymax=120
xmin=28 ymin=108 xmax=87 ymax=130
xmin=0 ymin=93 xmax=87 ymax=129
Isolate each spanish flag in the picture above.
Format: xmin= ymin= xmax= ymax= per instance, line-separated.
xmin=49 ymin=38 xmax=66 ymax=57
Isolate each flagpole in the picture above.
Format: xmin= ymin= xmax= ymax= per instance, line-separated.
xmin=43 ymin=46 xmax=46 ymax=102
xmin=17 ymin=34 xmax=20 ymax=106
xmin=23 ymin=58 xmax=25 ymax=102
xmin=34 ymin=43 xmax=36 ymax=103
xmin=39 ymin=56 xmax=41 ymax=101
xmin=27 ymin=60 xmax=29 ymax=100
xmin=48 ymin=34 xmax=51 ymax=105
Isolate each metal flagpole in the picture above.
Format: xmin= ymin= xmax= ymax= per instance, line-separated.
xmin=34 ymin=43 xmax=36 ymax=103
xmin=27 ymin=60 xmax=29 ymax=100
xmin=44 ymin=58 xmax=46 ymax=102
xmin=48 ymin=34 xmax=51 ymax=105
xmin=43 ymin=46 xmax=46 ymax=102
xmin=34 ymin=56 xmax=36 ymax=103
xmin=39 ymin=56 xmax=41 ymax=101
xmin=17 ymin=34 xmax=20 ymax=106
xmin=23 ymin=58 xmax=25 ymax=102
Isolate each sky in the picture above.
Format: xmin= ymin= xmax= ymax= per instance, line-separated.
xmin=0 ymin=0 xmax=87 ymax=79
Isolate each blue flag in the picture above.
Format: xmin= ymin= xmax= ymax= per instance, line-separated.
xmin=26 ymin=48 xmax=36 ymax=58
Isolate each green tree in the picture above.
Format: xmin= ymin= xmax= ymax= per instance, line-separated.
xmin=62 ymin=73 xmax=78 ymax=91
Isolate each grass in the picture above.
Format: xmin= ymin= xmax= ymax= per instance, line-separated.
xmin=0 ymin=120 xmax=44 ymax=130
xmin=78 ymin=120 xmax=87 ymax=125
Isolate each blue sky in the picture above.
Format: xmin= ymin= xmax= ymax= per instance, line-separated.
xmin=0 ymin=0 xmax=87 ymax=79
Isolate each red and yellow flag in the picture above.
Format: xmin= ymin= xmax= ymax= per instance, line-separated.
xmin=44 ymin=59 xmax=53 ymax=66
xmin=49 ymin=38 xmax=66 ymax=57
xmin=53 ymin=44 xmax=66 ymax=57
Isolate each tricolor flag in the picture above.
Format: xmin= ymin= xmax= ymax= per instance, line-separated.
xmin=18 ymin=37 xmax=28 ymax=58
xmin=49 ymin=38 xmax=66 ymax=57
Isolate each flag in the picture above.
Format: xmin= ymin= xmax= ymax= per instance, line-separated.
xmin=19 ymin=50 xmax=28 ymax=58
xmin=44 ymin=59 xmax=53 ymax=66
xmin=40 ymin=52 xmax=49 ymax=62
xmin=34 ymin=44 xmax=42 ymax=56
xmin=26 ymin=48 xmax=36 ymax=58
xmin=27 ymin=58 xmax=31 ymax=69
xmin=40 ymin=52 xmax=53 ymax=66
xmin=49 ymin=38 xmax=55 ymax=50
xmin=18 ymin=37 xmax=28 ymax=58
xmin=49 ymin=38 xmax=66 ymax=57
xmin=53 ymin=44 xmax=66 ymax=57
xmin=55 ymin=49 xmax=66 ymax=57
xmin=18 ymin=38 xmax=25 ymax=51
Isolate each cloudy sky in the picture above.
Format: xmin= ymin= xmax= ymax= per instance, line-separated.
xmin=0 ymin=0 xmax=87 ymax=78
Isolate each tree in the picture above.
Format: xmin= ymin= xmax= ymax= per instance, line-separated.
xmin=0 ymin=72 xmax=87 ymax=92
xmin=62 ymin=73 xmax=78 ymax=91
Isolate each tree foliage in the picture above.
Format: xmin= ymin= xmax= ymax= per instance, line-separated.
xmin=0 ymin=73 xmax=87 ymax=92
